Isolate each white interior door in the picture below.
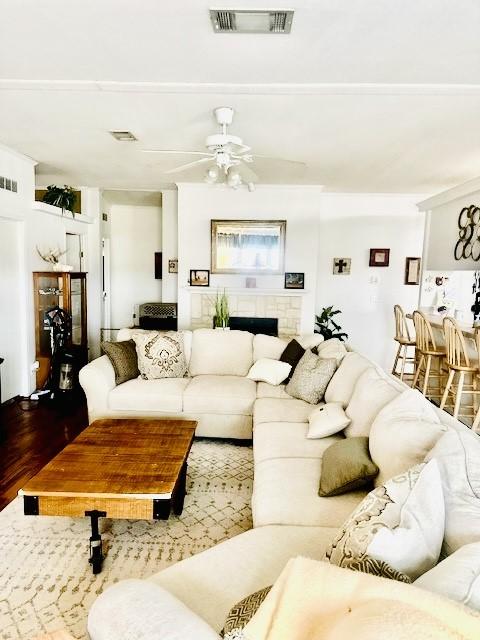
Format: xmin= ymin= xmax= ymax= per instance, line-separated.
xmin=101 ymin=237 xmax=112 ymax=332
xmin=66 ymin=233 xmax=82 ymax=271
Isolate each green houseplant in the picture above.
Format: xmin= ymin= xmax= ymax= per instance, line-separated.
xmin=214 ymin=289 xmax=230 ymax=329
xmin=42 ymin=185 xmax=76 ymax=217
xmin=315 ymin=306 xmax=348 ymax=341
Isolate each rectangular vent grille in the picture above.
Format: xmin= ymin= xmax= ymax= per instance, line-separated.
xmin=210 ymin=9 xmax=294 ymax=34
xmin=0 ymin=176 xmax=18 ymax=193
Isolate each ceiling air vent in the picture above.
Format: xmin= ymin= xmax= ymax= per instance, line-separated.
xmin=210 ymin=9 xmax=294 ymax=34
xmin=109 ymin=131 xmax=137 ymax=142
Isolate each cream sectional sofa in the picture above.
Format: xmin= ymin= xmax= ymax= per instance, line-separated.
xmin=79 ymin=328 xmax=324 ymax=439
xmin=86 ymin=336 xmax=480 ymax=640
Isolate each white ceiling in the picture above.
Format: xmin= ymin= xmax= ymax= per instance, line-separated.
xmin=1 ymin=0 xmax=480 ymax=193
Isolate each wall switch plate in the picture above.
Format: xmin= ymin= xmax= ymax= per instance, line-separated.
xmin=31 ymin=360 xmax=40 ymax=371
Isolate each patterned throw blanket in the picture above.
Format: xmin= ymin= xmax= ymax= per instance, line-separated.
xmin=239 ymin=557 xmax=480 ymax=640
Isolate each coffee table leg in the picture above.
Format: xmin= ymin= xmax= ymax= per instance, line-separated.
xmin=85 ymin=510 xmax=106 ymax=574
xmin=173 ymin=462 xmax=188 ymax=516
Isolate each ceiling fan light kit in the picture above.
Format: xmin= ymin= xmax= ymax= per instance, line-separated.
xmin=142 ymin=105 xmax=305 ymax=190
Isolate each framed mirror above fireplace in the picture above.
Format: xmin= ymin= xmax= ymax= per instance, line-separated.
xmin=211 ymin=219 xmax=286 ymax=275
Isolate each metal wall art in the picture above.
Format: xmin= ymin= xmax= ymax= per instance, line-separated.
xmin=455 ymin=205 xmax=480 ymax=261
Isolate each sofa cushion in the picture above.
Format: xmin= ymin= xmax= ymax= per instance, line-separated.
xmin=118 ymin=329 xmax=193 ymax=367
xmin=256 ymin=382 xmax=291 ymax=400
xmin=150 ymin=525 xmax=337 ymax=632
xmin=425 ymin=424 xmax=480 ymax=555
xmin=108 ymin=377 xmax=190 ymax=413
xmin=189 ymin=329 xmax=253 ymax=377
xmin=319 ymin=437 xmax=378 ymax=497
xmin=414 ymin=542 xmax=480 ymax=611
xmin=369 ymin=389 xmax=446 ymax=487
xmin=252 ymin=457 xmax=367 ymax=528
xmin=286 ymin=352 xmax=337 ymax=404
xmin=254 ymin=397 xmax=315 ymax=425
xmin=183 ymin=375 xmax=256 ymax=416
xmin=297 ymin=334 xmax=325 ymax=350
xmin=253 ymin=334 xmax=287 ymax=362
xmin=253 ymin=421 xmax=342 ymax=464
xmin=315 ymin=338 xmax=348 ymax=364
xmin=324 ymin=352 xmax=373 ymax=407
xmin=326 ymin=460 xmax=444 ymax=581
xmin=345 ymin=367 xmax=401 ymax=438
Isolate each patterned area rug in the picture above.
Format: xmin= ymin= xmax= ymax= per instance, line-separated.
xmin=0 ymin=440 xmax=253 ymax=640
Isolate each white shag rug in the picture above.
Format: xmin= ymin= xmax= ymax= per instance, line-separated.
xmin=0 ymin=440 xmax=253 ymax=640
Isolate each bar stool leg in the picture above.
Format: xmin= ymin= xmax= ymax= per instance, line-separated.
xmin=400 ymin=346 xmax=407 ymax=381
xmin=392 ymin=343 xmax=401 ymax=377
xmin=453 ymin=370 xmax=465 ymax=419
xmin=440 ymin=369 xmax=455 ymax=410
xmin=423 ymin=355 xmax=432 ymax=397
xmin=413 ymin=354 xmax=424 ymax=391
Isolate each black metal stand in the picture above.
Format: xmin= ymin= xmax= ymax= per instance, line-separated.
xmin=86 ymin=509 xmax=106 ymax=574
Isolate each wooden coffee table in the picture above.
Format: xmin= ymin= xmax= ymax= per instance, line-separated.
xmin=19 ymin=418 xmax=197 ymax=574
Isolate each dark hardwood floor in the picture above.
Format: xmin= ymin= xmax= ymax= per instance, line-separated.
xmin=0 ymin=393 xmax=88 ymax=511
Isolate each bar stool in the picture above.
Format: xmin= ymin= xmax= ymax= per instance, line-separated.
xmin=412 ymin=310 xmax=446 ymax=400
xmin=440 ymin=316 xmax=480 ymax=427
xmin=392 ymin=305 xmax=416 ymax=383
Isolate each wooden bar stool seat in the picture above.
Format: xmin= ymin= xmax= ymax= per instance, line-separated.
xmin=412 ymin=310 xmax=446 ymax=400
xmin=392 ymin=305 xmax=416 ymax=383
xmin=440 ymin=316 xmax=480 ymax=428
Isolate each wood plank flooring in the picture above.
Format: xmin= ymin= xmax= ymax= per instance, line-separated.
xmin=0 ymin=394 xmax=88 ymax=512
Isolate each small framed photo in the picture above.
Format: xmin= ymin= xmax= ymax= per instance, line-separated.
xmin=190 ymin=269 xmax=210 ymax=287
xmin=285 ymin=272 xmax=304 ymax=289
xmin=369 ymin=248 xmax=390 ymax=267
xmin=333 ymin=257 xmax=351 ymax=275
xmin=405 ymin=257 xmax=421 ymax=285
xmin=168 ymin=259 xmax=178 ymax=274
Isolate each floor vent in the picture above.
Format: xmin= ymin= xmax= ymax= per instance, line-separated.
xmin=210 ymin=9 xmax=294 ymax=34
xmin=0 ymin=176 xmax=18 ymax=193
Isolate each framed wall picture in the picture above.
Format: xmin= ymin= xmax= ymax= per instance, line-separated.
xmin=405 ymin=257 xmax=421 ymax=285
xmin=190 ymin=269 xmax=210 ymax=287
xmin=333 ymin=257 xmax=351 ymax=275
xmin=369 ymin=248 xmax=390 ymax=267
xmin=168 ymin=259 xmax=178 ymax=274
xmin=285 ymin=272 xmax=304 ymax=289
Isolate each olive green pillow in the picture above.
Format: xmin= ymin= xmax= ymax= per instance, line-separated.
xmin=319 ymin=436 xmax=378 ymax=497
xmin=101 ymin=339 xmax=139 ymax=385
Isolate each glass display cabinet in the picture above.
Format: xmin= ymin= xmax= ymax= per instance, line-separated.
xmin=33 ymin=271 xmax=87 ymax=388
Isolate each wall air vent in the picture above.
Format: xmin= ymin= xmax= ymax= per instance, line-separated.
xmin=109 ymin=131 xmax=137 ymax=142
xmin=0 ymin=176 xmax=18 ymax=193
xmin=210 ymin=9 xmax=294 ymax=34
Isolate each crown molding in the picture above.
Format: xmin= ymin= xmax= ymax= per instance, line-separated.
xmin=417 ymin=176 xmax=480 ymax=211
xmin=2 ymin=79 xmax=480 ymax=96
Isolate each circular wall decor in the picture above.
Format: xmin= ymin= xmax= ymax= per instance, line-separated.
xmin=454 ymin=204 xmax=480 ymax=261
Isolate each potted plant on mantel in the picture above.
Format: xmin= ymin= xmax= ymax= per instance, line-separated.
xmin=42 ymin=185 xmax=77 ymax=217
xmin=214 ymin=289 xmax=230 ymax=329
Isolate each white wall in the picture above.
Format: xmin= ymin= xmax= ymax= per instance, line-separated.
xmin=317 ymin=194 xmax=425 ymax=369
xmin=161 ymin=189 xmax=178 ymax=303
xmin=110 ymin=204 xmax=162 ymax=328
xmin=176 ymin=183 xmax=323 ymax=333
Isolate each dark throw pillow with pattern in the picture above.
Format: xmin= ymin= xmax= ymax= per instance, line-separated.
xmin=221 ymin=585 xmax=272 ymax=637
xmin=319 ymin=436 xmax=379 ymax=496
xmin=101 ymin=339 xmax=139 ymax=385
xmin=279 ymin=339 xmax=305 ymax=382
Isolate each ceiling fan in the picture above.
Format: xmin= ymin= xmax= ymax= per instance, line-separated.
xmin=141 ymin=107 xmax=305 ymax=190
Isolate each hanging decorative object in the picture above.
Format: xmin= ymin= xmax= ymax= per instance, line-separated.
xmin=454 ymin=205 xmax=480 ymax=261
xmin=471 ymin=271 xmax=480 ymax=326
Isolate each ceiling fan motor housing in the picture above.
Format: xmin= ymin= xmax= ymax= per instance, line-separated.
xmin=214 ymin=106 xmax=235 ymax=125
xmin=206 ymin=133 xmax=243 ymax=150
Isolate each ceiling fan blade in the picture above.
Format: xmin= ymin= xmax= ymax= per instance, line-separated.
xmin=251 ymin=154 xmax=306 ymax=166
xmin=141 ymin=149 xmax=212 ymax=157
xmin=164 ymin=157 xmax=214 ymax=175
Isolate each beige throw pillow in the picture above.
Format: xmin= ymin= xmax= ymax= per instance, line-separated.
xmin=315 ymin=338 xmax=348 ymax=364
xmin=326 ymin=460 xmax=445 ymax=581
xmin=307 ymin=403 xmax=350 ymax=438
xmin=133 ymin=331 xmax=187 ymax=379
xmin=286 ymin=351 xmax=337 ymax=404
xmin=369 ymin=389 xmax=447 ymax=487
xmin=247 ymin=359 xmax=292 ymax=385
xmin=344 ymin=367 xmax=401 ymax=438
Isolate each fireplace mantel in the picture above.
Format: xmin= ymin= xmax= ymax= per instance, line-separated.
xmin=184 ymin=286 xmax=308 ymax=296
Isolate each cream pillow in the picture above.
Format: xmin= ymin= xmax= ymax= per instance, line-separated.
xmin=315 ymin=338 xmax=347 ymax=364
xmin=132 ymin=331 xmax=187 ymax=379
xmin=326 ymin=459 xmax=445 ymax=581
xmin=414 ymin=542 xmax=480 ymax=611
xmin=344 ymin=367 xmax=400 ymax=438
xmin=369 ymin=389 xmax=447 ymax=487
xmin=324 ymin=352 xmax=373 ymax=408
xmin=247 ymin=358 xmax=292 ymax=385
xmin=307 ymin=403 xmax=351 ymax=438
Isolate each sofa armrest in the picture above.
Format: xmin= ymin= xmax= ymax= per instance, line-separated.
xmin=88 ymin=579 xmax=220 ymax=640
xmin=79 ymin=355 xmax=116 ymax=423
